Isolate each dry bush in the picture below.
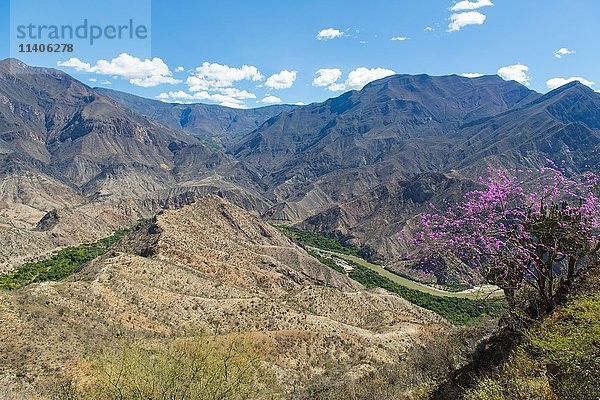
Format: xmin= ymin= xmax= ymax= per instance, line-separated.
xmin=42 ymin=333 xmax=274 ymax=400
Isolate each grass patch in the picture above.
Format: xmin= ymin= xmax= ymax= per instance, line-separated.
xmin=464 ymin=290 xmax=600 ymax=400
xmin=274 ymin=225 xmax=360 ymax=256
xmin=310 ymin=251 xmax=503 ymax=325
xmin=0 ymin=228 xmax=132 ymax=291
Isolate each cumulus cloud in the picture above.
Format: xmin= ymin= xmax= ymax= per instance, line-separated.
xmin=391 ymin=36 xmax=410 ymax=41
xmin=313 ymin=67 xmax=396 ymax=91
xmin=553 ymin=48 xmax=576 ymax=59
xmin=312 ymin=68 xmax=343 ymax=88
xmin=157 ymin=88 xmax=256 ymax=107
xmin=344 ymin=67 xmax=396 ymax=90
xmin=265 ymin=70 xmax=297 ymax=89
xmin=186 ymin=62 xmax=263 ymax=91
xmin=260 ymin=95 xmax=282 ymax=104
xmin=100 ymin=80 xmax=111 ymax=85
xmin=424 ymin=26 xmax=435 ymax=32
xmin=546 ymin=76 xmax=595 ymax=90
xmin=448 ymin=11 xmax=487 ymax=32
xmin=460 ymin=73 xmax=484 ymax=78
xmin=57 ymin=58 xmax=91 ymax=71
xmin=57 ymin=53 xmax=181 ymax=87
xmin=317 ymin=28 xmax=344 ymax=40
xmin=175 ymin=66 xmax=185 ymax=72
xmin=497 ymin=64 xmax=530 ymax=85
xmin=450 ymin=0 xmax=493 ymax=11
xmin=88 ymin=78 xmax=97 ymax=82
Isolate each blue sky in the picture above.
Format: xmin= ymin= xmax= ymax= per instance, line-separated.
xmin=1 ymin=0 xmax=599 ymax=108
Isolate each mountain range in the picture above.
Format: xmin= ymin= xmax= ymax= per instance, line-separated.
xmin=1 ymin=57 xmax=598 ymax=273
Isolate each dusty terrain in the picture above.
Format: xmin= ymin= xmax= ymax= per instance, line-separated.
xmin=0 ymin=196 xmax=448 ymax=395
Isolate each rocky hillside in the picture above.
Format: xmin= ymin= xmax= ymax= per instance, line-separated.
xmin=2 ymin=58 xmax=598 ymax=273
xmin=0 ymin=195 xmax=448 ymax=395
xmin=0 ymin=59 xmax=271 ymax=270
xmin=299 ymin=172 xmax=479 ymax=264
xmin=234 ymin=74 xmax=598 ymax=226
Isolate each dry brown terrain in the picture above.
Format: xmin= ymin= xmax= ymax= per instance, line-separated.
xmin=0 ymin=196 xmax=449 ymax=397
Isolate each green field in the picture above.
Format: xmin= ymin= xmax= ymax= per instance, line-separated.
xmin=0 ymin=228 xmax=132 ymax=291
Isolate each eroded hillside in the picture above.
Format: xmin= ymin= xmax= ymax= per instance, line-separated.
xmin=0 ymin=195 xmax=450 ymax=396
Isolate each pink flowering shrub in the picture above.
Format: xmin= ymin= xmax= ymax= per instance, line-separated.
xmin=400 ymin=164 xmax=599 ymax=312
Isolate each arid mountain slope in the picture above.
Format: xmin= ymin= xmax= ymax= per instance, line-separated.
xmin=0 ymin=59 xmax=271 ymax=270
xmin=234 ymin=74 xmax=598 ymax=225
xmin=0 ymin=195 xmax=447 ymax=392
xmin=300 ymin=172 xmax=479 ymax=263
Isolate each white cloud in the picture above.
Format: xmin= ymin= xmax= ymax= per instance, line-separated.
xmin=314 ymin=67 xmax=396 ymax=91
xmin=186 ymin=62 xmax=263 ymax=91
xmin=58 ymin=53 xmax=180 ymax=87
xmin=88 ymin=78 xmax=97 ymax=82
xmin=57 ymin=58 xmax=91 ymax=71
xmin=497 ymin=64 xmax=530 ymax=85
xmin=100 ymin=80 xmax=111 ymax=85
xmin=424 ymin=26 xmax=435 ymax=32
xmin=294 ymin=102 xmax=306 ymax=105
xmin=265 ymin=70 xmax=297 ymax=89
xmin=345 ymin=67 xmax=396 ymax=90
xmin=157 ymin=91 xmax=195 ymax=102
xmin=448 ymin=11 xmax=487 ymax=32
xmin=175 ymin=66 xmax=185 ymax=72
xmin=260 ymin=95 xmax=282 ymax=104
xmin=328 ymin=83 xmax=348 ymax=91
xmin=460 ymin=73 xmax=484 ymax=78
xmin=451 ymin=0 xmax=493 ymax=11
xmin=157 ymin=88 xmax=255 ymax=107
xmin=391 ymin=36 xmax=410 ymax=41
xmin=317 ymin=28 xmax=344 ymax=40
xmin=215 ymin=87 xmax=256 ymax=99
xmin=312 ymin=68 xmax=343 ymax=88
xmin=220 ymin=102 xmax=247 ymax=109
xmin=546 ymin=76 xmax=595 ymax=90
xmin=553 ymin=47 xmax=576 ymax=59
xmin=343 ymin=67 xmax=396 ymax=91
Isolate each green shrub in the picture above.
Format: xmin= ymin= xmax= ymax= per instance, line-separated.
xmin=464 ymin=291 xmax=600 ymax=400
xmin=0 ymin=228 xmax=131 ymax=290
xmin=274 ymin=225 xmax=361 ymax=256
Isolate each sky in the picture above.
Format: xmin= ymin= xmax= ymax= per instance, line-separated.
xmin=1 ymin=0 xmax=599 ymax=108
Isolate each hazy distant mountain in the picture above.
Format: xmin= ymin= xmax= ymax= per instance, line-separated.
xmin=95 ymin=87 xmax=296 ymax=148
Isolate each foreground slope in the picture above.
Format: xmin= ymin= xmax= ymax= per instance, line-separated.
xmin=0 ymin=195 xmax=447 ymax=393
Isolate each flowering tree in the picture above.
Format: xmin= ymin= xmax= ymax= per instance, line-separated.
xmin=400 ymin=165 xmax=599 ymax=312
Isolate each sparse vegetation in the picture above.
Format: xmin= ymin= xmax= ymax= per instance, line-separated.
xmin=463 ymin=272 xmax=600 ymax=400
xmin=0 ymin=228 xmax=131 ymax=291
xmin=274 ymin=225 xmax=361 ymax=256
xmin=43 ymin=333 xmax=269 ymax=400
